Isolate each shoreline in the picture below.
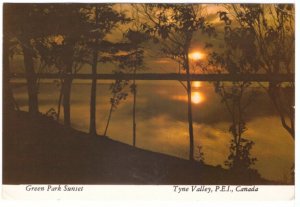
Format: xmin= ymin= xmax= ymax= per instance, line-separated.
xmin=3 ymin=110 xmax=280 ymax=185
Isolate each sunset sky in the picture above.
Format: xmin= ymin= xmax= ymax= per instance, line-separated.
xmin=9 ymin=4 xmax=226 ymax=74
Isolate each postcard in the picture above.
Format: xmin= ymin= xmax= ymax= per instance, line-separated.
xmin=1 ymin=1 xmax=295 ymax=204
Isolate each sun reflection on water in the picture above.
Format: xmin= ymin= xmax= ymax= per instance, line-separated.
xmin=191 ymin=92 xmax=203 ymax=104
xmin=192 ymin=81 xmax=202 ymax=88
xmin=171 ymin=91 xmax=204 ymax=104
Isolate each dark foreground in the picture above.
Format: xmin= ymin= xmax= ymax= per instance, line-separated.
xmin=3 ymin=111 xmax=273 ymax=185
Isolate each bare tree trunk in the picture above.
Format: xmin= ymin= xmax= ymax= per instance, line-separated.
xmin=89 ymin=7 xmax=99 ymax=135
xmin=63 ymin=76 xmax=72 ymax=127
xmin=62 ymin=42 xmax=75 ymax=127
xmin=235 ymin=98 xmax=242 ymax=170
xmin=132 ymin=70 xmax=137 ymax=147
xmin=56 ymin=79 xmax=64 ymax=121
xmin=89 ymin=49 xmax=98 ymax=135
xmin=236 ymin=97 xmax=242 ymax=168
xmin=21 ymin=38 xmax=39 ymax=115
xmin=103 ymin=98 xmax=114 ymax=136
xmin=185 ymin=54 xmax=194 ymax=161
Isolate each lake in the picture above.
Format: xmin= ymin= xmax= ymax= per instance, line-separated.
xmin=11 ymin=80 xmax=294 ymax=182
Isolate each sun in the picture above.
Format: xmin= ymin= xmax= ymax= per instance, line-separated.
xmin=189 ymin=51 xmax=204 ymax=61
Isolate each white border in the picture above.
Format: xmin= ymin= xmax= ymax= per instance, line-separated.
xmin=0 ymin=0 xmax=298 ymax=206
xmin=1 ymin=185 xmax=295 ymax=200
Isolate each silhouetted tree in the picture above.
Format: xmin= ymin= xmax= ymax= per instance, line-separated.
xmin=34 ymin=37 xmax=64 ymax=120
xmin=103 ymin=76 xmax=129 ymax=136
xmin=118 ymin=29 xmax=148 ymax=146
xmin=34 ymin=33 xmax=88 ymax=122
xmin=81 ymin=4 xmax=130 ymax=135
xmin=3 ymin=26 xmax=19 ymax=113
xmin=195 ymin=146 xmax=205 ymax=164
xmin=101 ymin=34 xmax=146 ymax=137
xmin=60 ymin=42 xmax=86 ymax=126
xmin=221 ymin=4 xmax=295 ymax=139
xmin=97 ymin=35 xmax=145 ymax=138
xmin=4 ymin=4 xmax=90 ymax=124
xmin=215 ymin=81 xmax=258 ymax=176
xmin=35 ymin=34 xmax=88 ymax=125
xmin=31 ymin=37 xmax=59 ymax=119
xmin=49 ymin=4 xmax=90 ymax=127
xmin=3 ymin=4 xmax=56 ymax=115
xmin=212 ymin=76 xmax=259 ymax=179
xmin=138 ymin=4 xmax=215 ymax=160
xmin=203 ymin=9 xmax=263 ymax=178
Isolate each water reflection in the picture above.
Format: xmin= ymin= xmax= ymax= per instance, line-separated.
xmin=171 ymin=91 xmax=204 ymax=105
xmin=192 ymin=81 xmax=202 ymax=88
xmin=191 ymin=92 xmax=203 ymax=104
xmin=12 ymin=81 xmax=294 ymax=182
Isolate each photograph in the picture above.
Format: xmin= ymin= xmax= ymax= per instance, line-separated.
xmin=2 ymin=3 xmax=295 ymax=186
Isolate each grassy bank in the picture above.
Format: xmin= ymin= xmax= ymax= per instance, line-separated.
xmin=3 ymin=111 xmax=273 ymax=185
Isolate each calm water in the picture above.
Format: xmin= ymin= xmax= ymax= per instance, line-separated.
xmin=12 ymin=81 xmax=294 ymax=182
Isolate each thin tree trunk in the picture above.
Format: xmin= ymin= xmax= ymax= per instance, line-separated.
xmin=21 ymin=38 xmax=39 ymax=115
xmin=89 ymin=7 xmax=99 ymax=135
xmin=57 ymin=79 xmax=64 ymax=121
xmin=62 ymin=42 xmax=75 ymax=127
xmin=63 ymin=76 xmax=72 ymax=127
xmin=185 ymin=54 xmax=194 ymax=161
xmin=103 ymin=98 xmax=114 ymax=136
xmin=133 ymin=70 xmax=137 ymax=147
xmin=236 ymin=96 xmax=242 ymax=167
xmin=89 ymin=49 xmax=98 ymax=135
